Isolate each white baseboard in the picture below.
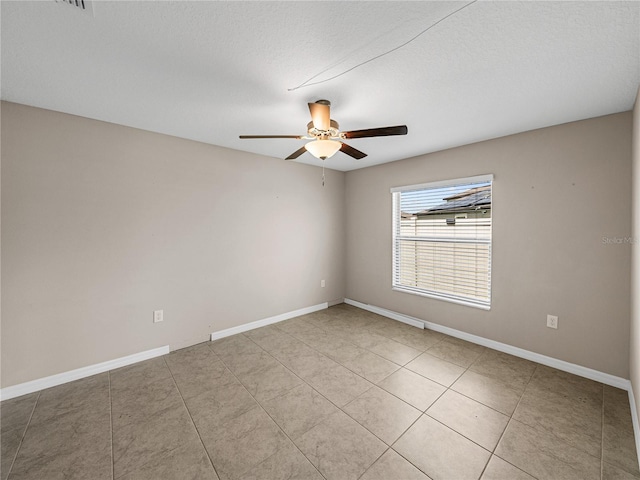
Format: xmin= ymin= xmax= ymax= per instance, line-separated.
xmin=0 ymin=345 xmax=170 ymax=401
xmin=628 ymin=385 xmax=640 ymax=470
xmin=345 ymin=298 xmax=425 ymax=329
xmin=344 ymin=298 xmax=629 ymax=389
xmin=1 ymin=302 xmax=329 ymax=401
xmin=210 ymin=302 xmax=329 ymax=341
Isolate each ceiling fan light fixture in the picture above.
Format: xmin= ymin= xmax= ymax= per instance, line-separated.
xmin=305 ymin=139 xmax=341 ymax=160
xmin=240 ymin=99 xmax=408 ymax=161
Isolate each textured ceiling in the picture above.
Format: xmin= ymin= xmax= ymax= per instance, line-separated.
xmin=2 ymin=1 xmax=639 ymax=171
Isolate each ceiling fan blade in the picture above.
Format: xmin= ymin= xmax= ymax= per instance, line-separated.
xmin=285 ymin=146 xmax=308 ymax=160
xmin=342 ymin=125 xmax=408 ymax=139
xmin=239 ymin=135 xmax=303 ymax=139
xmin=308 ymin=102 xmax=330 ymax=131
xmin=340 ymin=142 xmax=367 ymax=160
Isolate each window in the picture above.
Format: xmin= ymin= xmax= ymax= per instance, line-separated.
xmin=391 ymin=174 xmax=493 ymax=309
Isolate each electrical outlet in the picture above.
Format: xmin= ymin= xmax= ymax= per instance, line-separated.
xmin=546 ymin=314 xmax=558 ymax=329
xmin=321 ymin=280 xmax=326 ymax=288
xmin=153 ymin=310 xmax=164 ymax=323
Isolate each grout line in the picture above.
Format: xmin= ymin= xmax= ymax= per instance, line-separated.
xmin=359 ymin=321 xmax=507 ymax=420
xmin=292 ymin=310 xmax=429 ymax=363
xmin=356 ymin=447 xmax=391 ymax=480
xmin=393 ymin=347 xmax=492 ymax=478
xmin=386 ymin=341 xmax=537 ymax=479
xmin=245 ymin=311 xmax=499 ymax=477
xmin=5 ymin=391 xmax=41 ymax=479
xmin=108 ymin=372 xmax=114 ymax=480
xmin=449 ymin=383 xmax=518 ymax=418
xmin=109 ymin=361 xmax=201 ymax=479
xmin=241 ymin=327 xmax=375 ymax=406
xmin=288 ymin=326 xmax=407 ymax=368
xmin=253 ymin=332 xmax=428 ymax=476
xmin=483 ymin=362 xmax=540 ymax=479
xmin=209 ymin=342 xmax=328 ymax=480
xmin=237 ymin=320 xmax=445 ymax=477
xmin=384 ymin=410 xmax=442 ymax=475
xmin=162 ymin=355 xmax=222 ymax=480
xmin=109 ymin=366 xmax=180 ymax=478
xmin=239 ymin=315 xmax=448 ymax=478
xmin=248 ymin=321 xmax=401 ymax=409
xmin=271 ymin=313 xmax=437 ymax=388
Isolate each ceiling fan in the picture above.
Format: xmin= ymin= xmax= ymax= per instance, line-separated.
xmin=239 ymin=100 xmax=408 ymax=161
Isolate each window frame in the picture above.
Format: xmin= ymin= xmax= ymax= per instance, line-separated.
xmin=391 ymin=174 xmax=493 ymax=310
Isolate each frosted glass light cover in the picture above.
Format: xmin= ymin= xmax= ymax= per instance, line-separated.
xmin=305 ymin=139 xmax=341 ymax=159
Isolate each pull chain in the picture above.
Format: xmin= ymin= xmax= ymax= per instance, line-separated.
xmin=322 ymin=162 xmax=325 ymax=187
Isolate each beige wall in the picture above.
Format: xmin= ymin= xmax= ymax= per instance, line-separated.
xmin=345 ymin=112 xmax=632 ymax=378
xmin=1 ymin=101 xmax=345 ymax=388
xmin=2 ymin=100 xmax=635 ymax=388
xmin=630 ymin=86 xmax=640 ymax=418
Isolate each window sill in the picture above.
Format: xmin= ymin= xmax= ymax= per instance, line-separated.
xmin=392 ymin=286 xmax=491 ymax=311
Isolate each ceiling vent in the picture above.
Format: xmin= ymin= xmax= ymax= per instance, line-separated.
xmin=55 ymin=0 xmax=94 ymax=16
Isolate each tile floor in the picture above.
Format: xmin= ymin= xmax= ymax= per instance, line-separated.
xmin=1 ymin=303 xmax=639 ymax=480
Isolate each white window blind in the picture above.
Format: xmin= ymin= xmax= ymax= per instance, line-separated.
xmin=391 ymin=174 xmax=493 ymax=310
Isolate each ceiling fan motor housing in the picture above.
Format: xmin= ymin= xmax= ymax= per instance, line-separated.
xmin=307 ymin=120 xmax=340 ymax=139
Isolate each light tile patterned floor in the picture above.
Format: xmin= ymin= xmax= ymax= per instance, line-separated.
xmin=1 ymin=303 xmax=639 ymax=480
